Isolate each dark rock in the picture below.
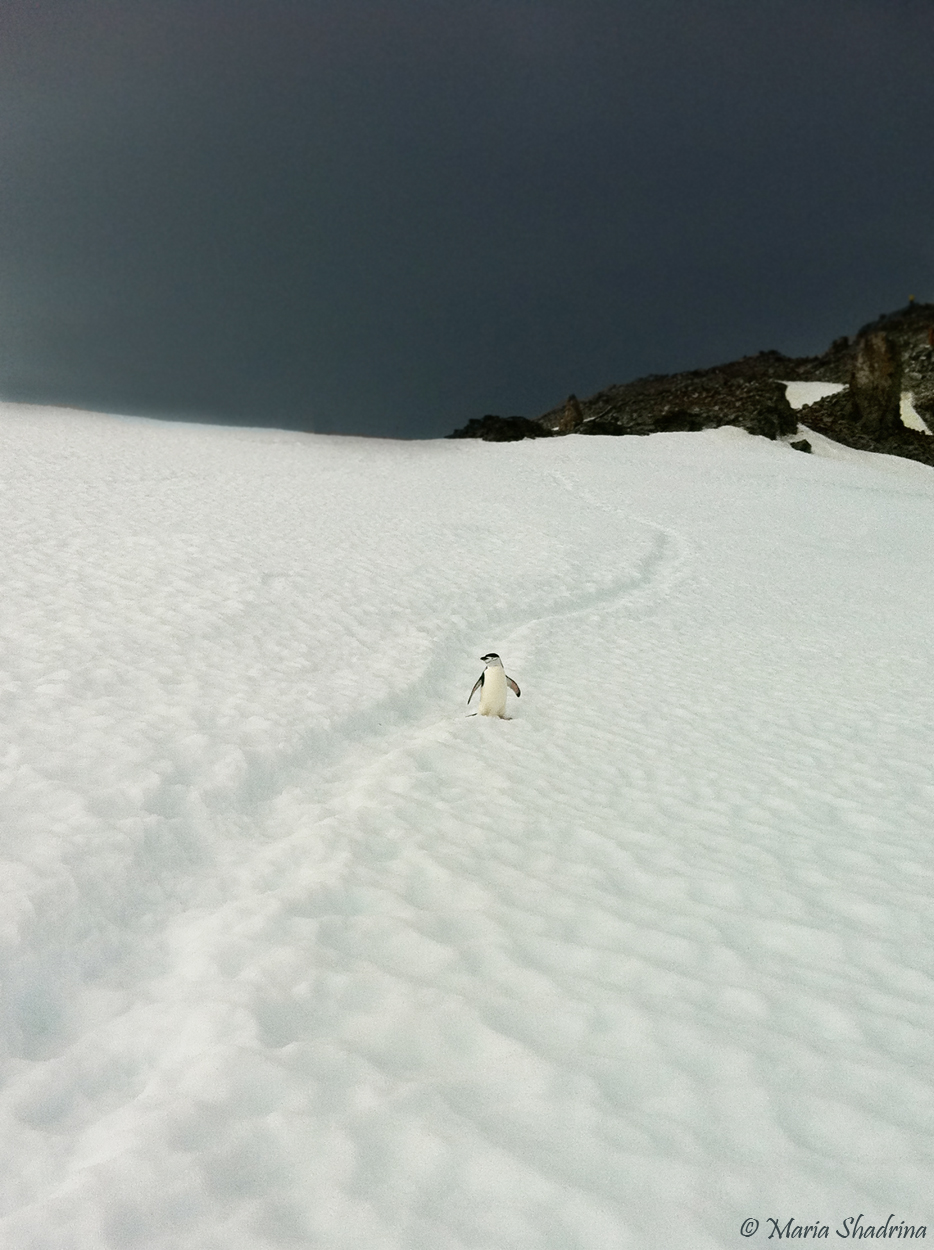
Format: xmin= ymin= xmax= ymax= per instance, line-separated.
xmin=446 ymin=300 xmax=934 ymax=466
xmin=446 ymin=415 xmax=554 ymax=442
xmin=849 ymin=333 xmax=902 ymax=439
xmin=797 ymin=388 xmax=934 ymax=468
xmin=790 ymin=439 xmax=812 ymax=453
xmin=852 ymin=301 xmax=934 ymax=425
xmin=653 ymin=410 xmax=707 ymax=432
xmin=547 ymin=375 xmax=797 ymax=441
xmin=557 ymin=394 xmax=585 ymax=432
xmin=528 ymin=300 xmax=934 ymax=466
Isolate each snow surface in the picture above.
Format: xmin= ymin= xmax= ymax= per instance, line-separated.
xmin=1 ymin=403 xmax=932 ymax=1249
xmin=900 ymin=394 xmax=932 ymax=435
xmin=782 ymin=381 xmax=846 ymax=410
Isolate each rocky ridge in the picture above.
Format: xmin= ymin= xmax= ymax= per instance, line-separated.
xmin=447 ymin=301 xmax=934 ymax=467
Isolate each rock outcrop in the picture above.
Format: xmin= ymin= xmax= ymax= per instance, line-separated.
xmin=794 ymin=389 xmax=934 ymax=468
xmin=851 ymin=303 xmax=934 ymax=431
xmin=849 ymin=332 xmax=902 ymax=439
xmin=557 ymin=394 xmax=585 ymax=433
xmin=445 ymin=300 xmax=934 ymax=467
xmin=539 ymin=375 xmax=797 ymax=441
xmin=447 ymin=415 xmax=554 ymax=442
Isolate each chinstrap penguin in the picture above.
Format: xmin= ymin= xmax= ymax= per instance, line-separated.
xmin=467 ymin=653 xmax=521 ymax=718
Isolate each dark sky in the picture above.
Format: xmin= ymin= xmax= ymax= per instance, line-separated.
xmin=1 ymin=1 xmax=932 ymax=437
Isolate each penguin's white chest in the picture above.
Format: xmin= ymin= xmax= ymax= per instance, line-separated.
xmin=478 ymin=666 xmax=508 ymax=717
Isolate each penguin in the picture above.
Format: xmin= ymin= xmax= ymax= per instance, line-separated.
xmin=467 ymin=653 xmax=521 ymax=718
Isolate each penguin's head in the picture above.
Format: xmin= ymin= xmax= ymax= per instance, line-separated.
xmin=481 ymin=652 xmax=502 ymax=666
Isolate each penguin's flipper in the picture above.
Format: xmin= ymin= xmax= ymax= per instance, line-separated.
xmin=467 ymin=674 xmax=484 ymax=704
xmin=506 ymin=677 xmax=521 ymax=698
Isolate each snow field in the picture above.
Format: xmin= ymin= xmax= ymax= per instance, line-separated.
xmin=0 ymin=405 xmax=932 ymax=1248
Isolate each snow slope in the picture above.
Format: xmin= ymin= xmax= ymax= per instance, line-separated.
xmin=0 ymin=404 xmax=932 ymax=1249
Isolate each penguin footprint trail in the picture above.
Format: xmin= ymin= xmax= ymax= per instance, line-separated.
xmin=466 ymin=652 xmax=521 ymax=718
